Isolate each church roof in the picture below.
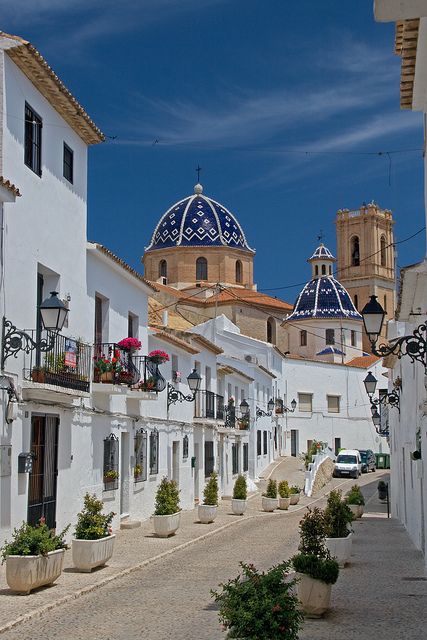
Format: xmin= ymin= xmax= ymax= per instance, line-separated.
xmin=146 ymin=184 xmax=254 ymax=253
xmin=309 ymin=243 xmax=335 ymax=261
xmin=316 ymin=346 xmax=345 ymax=356
xmin=285 ymin=276 xmax=362 ymax=322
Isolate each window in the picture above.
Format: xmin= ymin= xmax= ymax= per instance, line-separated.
xmin=298 ymin=393 xmax=313 ymax=412
xmin=183 ymin=434 xmax=189 ymax=459
xmin=351 ymin=330 xmax=356 ymax=347
xmin=159 ymin=260 xmax=167 ymax=279
xmin=63 ymin=142 xmax=73 ymax=183
xmin=351 ymin=236 xmax=360 ymax=266
xmin=257 ymin=430 xmax=262 ymax=456
xmin=204 ymin=440 xmax=214 ymax=477
xmin=267 ymin=317 xmax=276 ymax=344
xmin=380 ymin=236 xmax=387 ymax=267
xmin=263 ymin=431 xmax=268 ymax=455
xmin=196 ymin=257 xmax=208 ymax=280
xmin=232 ymin=443 xmax=239 ymax=474
xmin=24 ymin=103 xmax=42 ymax=176
xmin=134 ymin=429 xmax=147 ymax=483
xmin=149 ymin=429 xmax=159 ymax=474
xmin=325 ymin=329 xmax=335 ymax=345
xmin=384 ymin=295 xmax=387 ymax=313
xmin=103 ymin=434 xmax=119 ymax=489
xmin=236 ymin=260 xmax=242 ymax=283
xmin=243 ymin=443 xmax=249 ymax=471
xmin=329 ymin=265 xmax=332 ymax=275
xmin=128 ymin=312 xmax=138 ymax=338
xmin=300 ymin=330 xmax=307 ymax=346
xmin=315 ymin=265 xmax=319 ymax=276
xmin=327 ymin=395 xmax=340 ymax=413
xmin=321 ymin=264 xmax=326 ymax=275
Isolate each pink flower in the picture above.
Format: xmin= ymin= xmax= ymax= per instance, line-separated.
xmin=117 ymin=337 xmax=142 ymax=351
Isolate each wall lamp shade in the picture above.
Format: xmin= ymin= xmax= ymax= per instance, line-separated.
xmin=39 ymin=292 xmax=68 ymax=332
xmin=240 ymin=399 xmax=250 ymax=416
xmin=187 ymin=368 xmax=202 ymax=393
xmin=364 ymin=372 xmax=377 ymax=396
xmin=372 ymin=410 xmax=381 ymax=426
xmin=267 ymin=398 xmax=275 ymax=413
xmin=291 ymin=399 xmax=297 ymax=411
xmin=361 ymin=295 xmax=385 ymax=341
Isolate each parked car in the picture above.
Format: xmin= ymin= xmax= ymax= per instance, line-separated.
xmin=358 ymin=449 xmax=376 ymax=473
xmin=333 ymin=449 xmax=362 ymax=479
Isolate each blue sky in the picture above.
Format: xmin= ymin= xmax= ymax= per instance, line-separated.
xmin=2 ymin=1 xmax=425 ymax=304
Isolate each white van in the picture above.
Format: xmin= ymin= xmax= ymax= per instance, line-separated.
xmin=333 ymin=449 xmax=362 ymax=479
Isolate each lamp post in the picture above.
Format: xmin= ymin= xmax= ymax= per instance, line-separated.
xmin=363 ymin=372 xmax=400 ymax=412
xmin=167 ymin=368 xmax=202 ymax=408
xmin=256 ymin=398 xmax=275 ymax=418
xmin=2 ymin=292 xmax=69 ymax=369
xmin=225 ymin=398 xmax=250 ymax=428
xmin=286 ymin=398 xmax=297 ymax=413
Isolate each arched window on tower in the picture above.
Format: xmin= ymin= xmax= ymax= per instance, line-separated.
xmin=351 ymin=236 xmax=360 ymax=266
xmin=159 ymin=260 xmax=167 ymax=280
xmin=380 ymin=236 xmax=387 ymax=267
xmin=329 ymin=265 xmax=332 ymax=275
xmin=196 ymin=257 xmax=208 ymax=281
xmin=267 ymin=318 xmax=276 ymax=345
xmin=315 ymin=265 xmax=319 ymax=276
xmin=321 ymin=264 xmax=326 ymax=275
xmin=236 ymin=260 xmax=242 ymax=284
xmin=354 ymin=294 xmax=359 ymax=310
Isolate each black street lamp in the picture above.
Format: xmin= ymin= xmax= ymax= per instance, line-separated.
xmin=256 ymin=398 xmax=275 ymax=418
xmin=287 ymin=398 xmax=297 ymax=413
xmin=167 ymin=368 xmax=202 ymax=408
xmin=2 ymin=292 xmax=69 ymax=369
xmin=363 ymin=372 xmax=400 ymax=411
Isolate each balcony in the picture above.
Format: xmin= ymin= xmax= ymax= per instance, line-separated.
xmin=194 ymin=390 xmax=224 ymax=421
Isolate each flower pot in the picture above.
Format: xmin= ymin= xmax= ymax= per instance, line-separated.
xmin=347 ymin=504 xmax=363 ymax=519
xmin=72 ymin=535 xmax=116 ymax=572
xmin=100 ymin=371 xmax=114 ymax=383
xmin=296 ymin=573 xmax=332 ymax=618
xmin=262 ymin=496 xmax=278 ymax=512
xmin=198 ymin=504 xmax=218 ymax=523
xmin=5 ymin=548 xmax=65 ymax=595
xmin=153 ymin=512 xmax=181 ymax=537
xmin=231 ymin=498 xmax=247 ymax=515
xmin=278 ymin=496 xmax=291 ymax=510
xmin=290 ymin=493 xmax=300 ymax=505
xmin=31 ymin=370 xmax=45 ymax=383
xmin=325 ymin=532 xmax=353 ymax=568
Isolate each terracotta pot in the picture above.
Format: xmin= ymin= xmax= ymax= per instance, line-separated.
xmin=100 ymin=371 xmax=114 ymax=383
xmin=31 ymin=370 xmax=45 ymax=383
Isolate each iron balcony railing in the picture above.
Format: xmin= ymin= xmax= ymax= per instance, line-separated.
xmin=224 ymin=405 xmax=250 ymax=430
xmin=24 ymin=331 xmax=91 ymax=393
xmin=93 ymin=343 xmax=166 ymax=393
xmin=194 ymin=390 xmax=225 ymax=420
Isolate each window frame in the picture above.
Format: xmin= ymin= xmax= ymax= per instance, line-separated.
xmin=134 ymin=429 xmax=147 ymax=483
xmin=257 ymin=430 xmax=262 ymax=456
xmin=196 ymin=257 xmax=208 ymax=281
xmin=232 ymin=442 xmax=239 ymax=475
xmin=243 ymin=443 xmax=249 ymax=472
xmin=149 ymin=429 xmax=159 ymax=475
xmin=235 ymin=260 xmax=242 ymax=284
xmin=63 ymin=142 xmax=74 ymax=184
xmin=263 ymin=430 xmax=268 ymax=455
xmin=327 ymin=395 xmax=340 ymax=414
xmin=300 ymin=329 xmax=307 ymax=347
xmin=103 ymin=434 xmax=119 ymax=489
xmin=298 ymin=392 xmax=313 ymax=412
xmin=24 ymin=102 xmax=42 ymax=177
xmin=325 ymin=328 xmax=335 ymax=345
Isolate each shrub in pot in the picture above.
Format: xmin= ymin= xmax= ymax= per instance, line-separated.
xmin=199 ymin=472 xmax=219 ymax=523
xmin=211 ymin=560 xmax=304 ymax=640
xmin=346 ymin=484 xmax=365 ymax=518
xmin=323 ymin=490 xmax=354 ymax=567
xmin=292 ymin=507 xmax=339 ymax=617
xmin=1 ymin=519 xmax=69 ymax=594
xmin=153 ymin=477 xmax=181 ymax=537
xmin=231 ymin=474 xmax=247 ymax=515
xmin=72 ymin=493 xmax=115 ymax=572
xmin=278 ymin=480 xmax=291 ymax=510
xmin=262 ymin=479 xmax=278 ymax=512
xmin=289 ymin=485 xmax=301 ymax=505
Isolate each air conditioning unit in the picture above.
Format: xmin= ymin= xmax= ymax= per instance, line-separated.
xmin=244 ymin=354 xmax=258 ymax=364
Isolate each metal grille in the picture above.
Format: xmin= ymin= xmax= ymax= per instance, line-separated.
xmin=183 ymin=434 xmax=189 ymax=459
xmin=134 ymin=430 xmax=147 ymax=483
xmin=204 ymin=441 xmax=214 ymax=477
xmin=243 ymin=443 xmax=249 ymax=471
xmin=263 ymin=431 xmax=268 ymax=455
xmin=232 ymin=443 xmax=239 ymax=475
xmin=28 ymin=415 xmax=59 ymax=528
xmin=149 ymin=429 xmax=159 ymax=474
xmin=194 ymin=391 xmax=225 ymax=420
xmin=103 ymin=434 xmax=119 ymax=489
xmin=257 ymin=430 xmax=262 ymax=456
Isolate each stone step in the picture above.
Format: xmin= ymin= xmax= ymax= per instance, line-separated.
xmin=120 ymin=520 xmax=142 ymax=530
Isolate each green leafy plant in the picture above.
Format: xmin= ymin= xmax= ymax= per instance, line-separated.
xmin=304 ymin=440 xmax=322 ymax=470
xmin=291 ymin=507 xmax=339 ymax=584
xmin=232 ymin=474 xmax=247 ymax=500
xmin=278 ymin=480 xmax=290 ymax=498
xmin=154 ymin=477 xmax=180 ymax=516
xmin=211 ymin=561 xmax=304 ymax=640
xmin=74 ymin=493 xmax=115 ymax=540
xmin=134 ymin=464 xmax=143 ymax=479
xmin=323 ymin=490 xmax=353 ymax=538
xmin=292 ymin=554 xmax=339 ymax=585
xmin=44 ymin=352 xmax=65 ymax=372
xmin=346 ymin=485 xmax=365 ymax=506
xmin=1 ymin=520 xmax=69 ymax=563
xmin=104 ymin=469 xmax=119 ymax=481
xmin=203 ymin=472 xmax=219 ymax=506
xmin=263 ymin=478 xmax=277 ymax=498
xmin=289 ymin=485 xmax=301 ymax=495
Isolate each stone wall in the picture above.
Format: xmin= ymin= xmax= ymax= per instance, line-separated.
xmin=311 ymin=457 xmax=335 ymax=495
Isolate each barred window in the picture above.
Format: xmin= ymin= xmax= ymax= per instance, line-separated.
xmin=149 ymin=429 xmax=159 ymax=475
xmin=243 ymin=443 xmax=249 ymax=471
xmin=232 ymin=443 xmax=238 ymax=475
xmin=183 ymin=434 xmax=189 ymax=459
xmin=134 ymin=429 xmax=147 ymax=483
xmin=257 ymin=430 xmax=262 ymax=456
xmin=25 ymin=103 xmax=42 ymax=176
xmin=205 ymin=441 xmax=214 ymax=477
xmin=63 ymin=142 xmax=74 ymax=183
xmin=103 ymin=434 xmax=119 ymax=489
xmin=263 ymin=430 xmax=268 ymax=455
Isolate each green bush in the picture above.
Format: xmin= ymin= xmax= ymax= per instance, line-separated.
xmin=292 ymin=507 xmax=339 ymax=584
xmin=292 ymin=554 xmax=339 ymax=585
xmin=203 ymin=472 xmax=219 ymax=506
xmin=289 ymin=485 xmax=301 ymax=495
xmin=346 ymin=485 xmax=365 ymax=506
xmin=324 ymin=490 xmax=354 ymax=538
xmin=263 ymin=479 xmax=277 ymax=498
xmin=1 ymin=520 xmax=69 ymax=563
xmin=211 ymin=561 xmax=304 ymax=639
xmin=304 ymin=440 xmax=321 ymax=469
xmin=154 ymin=477 xmax=180 ymax=515
xmin=74 ymin=493 xmax=115 ymax=540
xmin=233 ymin=475 xmax=247 ymax=500
xmin=278 ymin=480 xmax=290 ymax=498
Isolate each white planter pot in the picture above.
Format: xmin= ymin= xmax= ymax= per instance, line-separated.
xmin=348 ymin=504 xmax=363 ymax=519
xmin=231 ymin=499 xmax=247 ymax=515
xmin=153 ymin=512 xmax=181 ymax=537
xmin=72 ymin=534 xmax=116 ymax=572
xmin=262 ymin=496 xmax=278 ymax=512
xmin=325 ymin=532 xmax=353 ymax=568
xmin=5 ymin=548 xmax=65 ymax=595
xmin=198 ymin=504 xmax=218 ymax=523
xmin=296 ymin=573 xmax=332 ymax=618
xmin=290 ymin=493 xmax=300 ymax=505
xmin=278 ymin=496 xmax=290 ymax=510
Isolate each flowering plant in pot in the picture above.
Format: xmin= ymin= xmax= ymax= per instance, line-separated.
xmin=231 ymin=474 xmax=248 ymax=515
xmin=278 ymin=480 xmax=291 ymax=510
xmin=72 ymin=493 xmax=115 ymax=572
xmin=323 ymin=490 xmax=354 ymax=568
xmin=1 ymin=519 xmax=69 ymax=594
xmin=148 ymin=349 xmax=169 ymax=364
xmin=345 ymin=485 xmax=365 ymax=518
xmin=199 ymin=472 xmax=219 ymax=523
xmin=94 ymin=350 xmax=122 ymax=382
xmin=262 ymin=479 xmax=278 ymax=512
xmin=117 ymin=337 xmax=141 ymax=352
xmin=211 ymin=560 xmax=303 ymax=640
xmin=289 ymin=485 xmax=301 ymax=505
xmin=153 ymin=477 xmax=181 ymax=537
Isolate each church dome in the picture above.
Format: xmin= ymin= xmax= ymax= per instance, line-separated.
xmin=146 ymin=184 xmax=254 ymax=252
xmin=286 ymin=276 xmax=362 ymax=321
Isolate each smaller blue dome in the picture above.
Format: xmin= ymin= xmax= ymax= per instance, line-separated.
xmin=286 ymin=276 xmax=362 ymax=321
xmin=316 ymin=346 xmax=345 ymax=356
xmin=309 ymin=243 xmax=335 ymax=261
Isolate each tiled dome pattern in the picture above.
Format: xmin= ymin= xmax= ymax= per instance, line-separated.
xmin=147 ymin=187 xmax=253 ymax=252
xmin=309 ymin=244 xmax=335 ymax=260
xmin=287 ymin=276 xmax=362 ymax=321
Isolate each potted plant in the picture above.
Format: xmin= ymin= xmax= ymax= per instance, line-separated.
xmin=134 ymin=464 xmax=143 ymax=481
xmin=148 ymin=349 xmax=170 ymax=364
xmin=117 ymin=337 xmax=142 ymax=353
xmin=231 ymin=474 xmax=248 ymax=515
xmin=103 ymin=469 xmax=119 ymax=488
xmin=199 ymin=472 xmax=219 ymax=523
xmin=289 ymin=485 xmax=301 ymax=505
xmin=292 ymin=507 xmax=339 ymax=617
xmin=378 ymin=480 xmax=388 ymax=501
xmin=1 ymin=519 xmax=69 ymax=594
xmin=262 ymin=479 xmax=278 ymax=512
xmin=72 ymin=493 xmax=115 ymax=572
xmin=153 ymin=477 xmax=181 ymax=537
xmin=323 ymin=489 xmax=354 ymax=568
xmin=31 ymin=365 xmax=46 ymax=383
xmin=211 ymin=560 xmax=304 ymax=639
xmin=278 ymin=480 xmax=291 ymax=510
xmin=346 ymin=485 xmax=365 ymax=518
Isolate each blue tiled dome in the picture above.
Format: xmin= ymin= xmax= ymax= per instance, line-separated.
xmin=309 ymin=244 xmax=335 ymax=261
xmin=286 ymin=277 xmax=362 ymax=321
xmin=146 ymin=184 xmax=253 ymax=252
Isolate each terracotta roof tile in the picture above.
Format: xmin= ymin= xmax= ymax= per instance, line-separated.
xmin=150 ymin=328 xmax=200 ymax=354
xmin=346 ymin=355 xmax=382 ymax=369
xmin=0 ymin=176 xmax=21 ymax=197
xmin=89 ymin=243 xmax=157 ymax=291
xmin=204 ymin=288 xmax=292 ymax=311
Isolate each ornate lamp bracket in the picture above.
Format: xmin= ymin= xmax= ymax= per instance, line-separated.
xmin=1 ymin=317 xmax=55 ymax=370
xmin=167 ymin=382 xmax=196 ymax=408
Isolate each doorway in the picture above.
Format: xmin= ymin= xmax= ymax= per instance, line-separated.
xmin=194 ymin=443 xmax=199 ymax=503
xmin=28 ymin=415 xmax=59 ymax=528
xmin=120 ymin=432 xmax=130 ymax=517
xmin=290 ymin=429 xmax=299 ymax=457
xmin=172 ymin=441 xmax=180 ymax=485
